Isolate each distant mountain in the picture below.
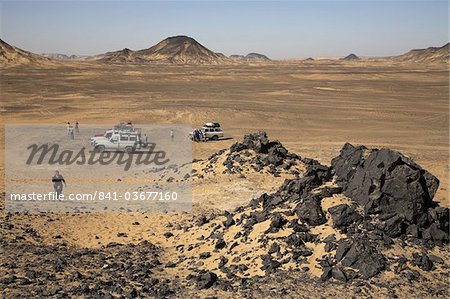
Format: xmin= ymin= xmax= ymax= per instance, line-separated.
xmin=342 ymin=53 xmax=360 ymax=61
xmin=215 ymin=52 xmax=227 ymax=58
xmin=230 ymin=54 xmax=245 ymax=60
xmin=98 ymin=48 xmax=136 ymax=63
xmin=99 ymin=36 xmax=228 ymax=64
xmin=246 ymin=53 xmax=271 ymax=61
xmin=0 ymin=38 xmax=50 ymax=65
xmin=41 ymin=53 xmax=89 ymax=60
xmin=230 ymin=53 xmax=271 ymax=62
xmin=395 ymin=43 xmax=449 ymax=63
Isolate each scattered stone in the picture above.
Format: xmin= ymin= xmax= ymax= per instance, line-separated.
xmin=215 ymin=238 xmax=227 ymax=250
xmin=295 ymin=196 xmax=327 ymax=226
xmin=412 ymin=253 xmax=434 ymax=271
xmin=195 ymin=270 xmax=218 ymax=289
xmin=163 ymin=232 xmax=174 ymax=238
xmin=199 ymin=252 xmax=212 ymax=259
xmin=328 ymin=204 xmax=362 ymax=228
xmin=335 ymin=236 xmax=385 ymax=279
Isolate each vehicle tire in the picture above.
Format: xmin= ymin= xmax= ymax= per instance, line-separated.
xmin=211 ymin=135 xmax=219 ymax=140
xmin=95 ymin=145 xmax=106 ymax=152
xmin=125 ymin=146 xmax=134 ymax=154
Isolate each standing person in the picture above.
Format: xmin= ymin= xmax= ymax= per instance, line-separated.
xmin=66 ymin=122 xmax=71 ymax=135
xmin=52 ymin=170 xmax=66 ymax=200
xmin=69 ymin=125 xmax=74 ymax=140
xmin=143 ymin=134 xmax=148 ymax=147
xmin=75 ymin=121 xmax=79 ymax=133
xmin=194 ymin=129 xmax=200 ymax=142
xmin=170 ymin=129 xmax=174 ymax=142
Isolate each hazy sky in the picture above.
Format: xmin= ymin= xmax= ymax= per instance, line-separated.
xmin=1 ymin=0 xmax=448 ymax=59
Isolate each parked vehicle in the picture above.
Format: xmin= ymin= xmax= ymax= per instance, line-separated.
xmin=202 ymin=123 xmax=223 ymax=140
xmin=90 ymin=124 xmax=141 ymax=145
xmin=93 ymin=132 xmax=140 ymax=153
xmin=90 ymin=129 xmax=116 ymax=145
xmin=189 ymin=122 xmax=224 ymax=141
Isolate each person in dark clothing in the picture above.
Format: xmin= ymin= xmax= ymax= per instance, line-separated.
xmin=52 ymin=171 xmax=66 ymax=199
xmin=75 ymin=121 xmax=79 ymax=133
xmin=194 ymin=129 xmax=200 ymax=142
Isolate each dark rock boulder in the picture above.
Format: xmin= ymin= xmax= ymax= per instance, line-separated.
xmin=229 ymin=142 xmax=247 ymax=153
xmin=215 ymin=238 xmax=227 ymax=250
xmin=303 ymin=158 xmax=332 ymax=183
xmin=223 ymin=212 xmax=236 ymax=228
xmin=422 ymin=223 xmax=449 ymax=243
xmin=196 ymin=215 xmax=209 ymax=226
xmin=331 ymin=143 xmax=368 ymax=184
xmin=328 ymin=204 xmax=362 ymax=228
xmin=195 ymin=270 xmax=218 ymax=289
xmin=260 ymin=254 xmax=281 ymax=273
xmin=412 ymin=253 xmax=434 ymax=271
xmin=229 ymin=131 xmax=288 ymax=156
xmin=427 ymin=206 xmax=449 ymax=237
xmin=379 ymin=214 xmax=406 ymax=238
xmin=331 ymin=267 xmax=348 ymax=282
xmin=267 ymin=143 xmax=288 ymax=166
xmin=335 ymin=236 xmax=385 ymax=279
xmin=295 ymin=196 xmax=327 ymax=226
xmin=268 ymin=214 xmax=288 ymax=232
xmin=331 ymin=144 xmax=440 ymax=229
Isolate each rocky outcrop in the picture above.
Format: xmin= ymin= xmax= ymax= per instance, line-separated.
xmin=395 ymin=43 xmax=449 ymax=63
xmin=0 ymin=39 xmax=50 ymax=65
xmin=331 ymin=143 xmax=448 ymax=245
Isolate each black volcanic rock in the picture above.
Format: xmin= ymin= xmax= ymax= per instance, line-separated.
xmin=412 ymin=253 xmax=434 ymax=271
xmin=335 ymin=236 xmax=386 ymax=279
xmin=331 ymin=144 xmax=438 ymax=221
xmin=342 ymin=53 xmax=360 ymax=61
xmin=331 ymin=143 xmax=448 ymax=243
xmin=328 ymin=204 xmax=362 ymax=228
xmin=195 ymin=270 xmax=218 ymax=289
xmin=295 ymin=196 xmax=327 ymax=226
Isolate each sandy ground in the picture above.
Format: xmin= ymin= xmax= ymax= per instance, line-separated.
xmin=0 ymin=60 xmax=448 ymax=298
xmin=1 ymin=60 xmax=448 ymax=203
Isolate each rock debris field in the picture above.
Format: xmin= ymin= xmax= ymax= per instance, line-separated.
xmin=1 ymin=132 xmax=449 ymax=298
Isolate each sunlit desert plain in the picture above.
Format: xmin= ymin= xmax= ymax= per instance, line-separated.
xmin=1 ymin=41 xmax=449 ymax=298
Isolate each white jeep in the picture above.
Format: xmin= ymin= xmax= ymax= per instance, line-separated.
xmin=90 ymin=126 xmax=141 ymax=145
xmin=90 ymin=129 xmax=115 ymax=145
xmin=201 ymin=124 xmax=224 ymax=140
xmin=190 ymin=122 xmax=224 ymax=141
xmin=93 ymin=132 xmax=140 ymax=153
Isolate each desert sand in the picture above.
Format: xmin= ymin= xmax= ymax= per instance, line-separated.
xmin=2 ymin=60 xmax=448 ymax=200
xmin=1 ymin=59 xmax=449 ymax=298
